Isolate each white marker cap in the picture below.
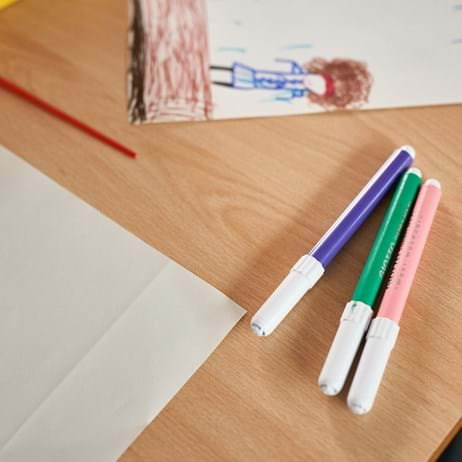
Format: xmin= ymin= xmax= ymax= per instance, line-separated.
xmin=347 ymin=317 xmax=400 ymax=414
xmin=251 ymin=255 xmax=324 ymax=336
xmin=318 ymin=301 xmax=373 ymax=396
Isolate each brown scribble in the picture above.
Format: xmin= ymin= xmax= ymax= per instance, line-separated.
xmin=127 ymin=0 xmax=213 ymax=123
xmin=127 ymin=0 xmax=146 ymax=122
xmin=304 ymin=58 xmax=373 ymax=110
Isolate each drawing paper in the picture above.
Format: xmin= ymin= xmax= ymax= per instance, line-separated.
xmin=128 ymin=0 xmax=462 ymax=123
xmin=0 ymin=146 xmax=245 ymax=462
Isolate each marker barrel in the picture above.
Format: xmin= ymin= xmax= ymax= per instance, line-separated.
xmin=251 ymin=146 xmax=415 ymax=337
xmin=348 ymin=179 xmax=441 ymax=414
xmin=309 ymin=147 xmax=415 ymax=267
xmin=319 ymin=168 xmax=421 ymax=394
xmin=352 ymin=168 xmax=422 ymax=306
xmin=378 ymin=179 xmax=442 ymax=322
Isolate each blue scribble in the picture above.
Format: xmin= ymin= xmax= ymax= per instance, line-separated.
xmin=274 ymin=90 xmax=297 ymax=103
xmin=453 ymin=4 xmax=462 ymax=11
xmin=281 ymin=43 xmax=312 ymax=50
xmin=229 ymin=59 xmax=309 ymax=100
xmin=258 ymin=92 xmax=294 ymax=104
xmin=451 ymin=38 xmax=462 ymax=44
xmin=217 ymin=46 xmax=246 ymax=53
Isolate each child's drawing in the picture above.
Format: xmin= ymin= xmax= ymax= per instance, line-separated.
xmin=211 ymin=58 xmax=372 ymax=109
xmin=128 ymin=0 xmax=462 ymax=124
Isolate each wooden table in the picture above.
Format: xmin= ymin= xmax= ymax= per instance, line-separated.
xmin=1 ymin=1 xmax=461 ymax=460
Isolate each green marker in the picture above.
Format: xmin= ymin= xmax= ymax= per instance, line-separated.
xmin=318 ymin=167 xmax=422 ymax=396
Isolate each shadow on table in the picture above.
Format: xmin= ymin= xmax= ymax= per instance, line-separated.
xmin=438 ymin=426 xmax=462 ymax=462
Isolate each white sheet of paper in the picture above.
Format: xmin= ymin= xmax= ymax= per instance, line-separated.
xmin=0 ymin=146 xmax=245 ymax=462
xmin=128 ymin=0 xmax=462 ymax=123
xmin=208 ymin=0 xmax=462 ymax=119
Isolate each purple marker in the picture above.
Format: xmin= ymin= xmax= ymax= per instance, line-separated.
xmin=251 ymin=146 xmax=415 ymax=336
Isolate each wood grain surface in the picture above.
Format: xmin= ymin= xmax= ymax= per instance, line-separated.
xmin=0 ymin=1 xmax=461 ymax=461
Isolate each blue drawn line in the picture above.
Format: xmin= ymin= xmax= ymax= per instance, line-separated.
xmin=217 ymin=46 xmax=246 ymax=53
xmin=451 ymin=38 xmax=462 ymax=44
xmin=225 ymin=60 xmax=309 ymax=101
xmin=453 ymin=4 xmax=462 ymax=11
xmin=281 ymin=43 xmax=312 ymax=50
xmin=258 ymin=95 xmax=294 ymax=105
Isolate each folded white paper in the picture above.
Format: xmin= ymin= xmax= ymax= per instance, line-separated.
xmin=0 ymin=146 xmax=245 ymax=462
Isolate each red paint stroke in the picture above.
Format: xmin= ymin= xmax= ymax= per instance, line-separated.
xmin=0 ymin=76 xmax=136 ymax=159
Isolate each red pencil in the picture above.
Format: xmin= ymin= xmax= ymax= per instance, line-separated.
xmin=0 ymin=76 xmax=137 ymax=159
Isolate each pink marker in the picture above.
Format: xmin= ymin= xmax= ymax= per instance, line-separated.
xmin=347 ymin=179 xmax=441 ymax=414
